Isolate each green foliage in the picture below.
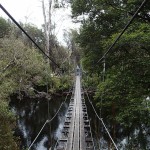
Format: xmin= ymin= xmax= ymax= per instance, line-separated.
xmin=71 ymin=0 xmax=150 ymax=73
xmin=48 ymin=75 xmax=72 ymax=93
xmin=0 ymin=36 xmax=51 ymax=89
xmin=0 ymin=101 xmax=19 ymax=150
xmin=70 ymin=0 xmax=150 ymax=148
xmin=0 ymin=17 xmax=11 ymax=38
xmin=0 ymin=78 xmax=18 ymax=100
xmin=82 ymin=73 xmax=100 ymax=90
xmin=0 ymin=36 xmax=51 ymax=148
xmin=0 ymin=17 xmax=71 ymax=149
xmin=23 ymin=24 xmax=45 ymax=48
xmin=94 ymin=25 xmax=150 ymax=148
xmin=59 ymin=75 xmax=72 ymax=90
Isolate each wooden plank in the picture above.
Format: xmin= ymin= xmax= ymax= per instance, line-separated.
xmin=73 ymin=76 xmax=80 ymax=150
xmin=55 ymin=71 xmax=94 ymax=150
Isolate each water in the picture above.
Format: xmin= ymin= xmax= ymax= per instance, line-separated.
xmin=10 ymin=94 xmax=70 ymax=150
xmin=9 ymin=93 xmax=150 ymax=150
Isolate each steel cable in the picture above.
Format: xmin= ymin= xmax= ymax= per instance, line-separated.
xmin=28 ymin=92 xmax=70 ymax=150
xmin=97 ymin=0 xmax=148 ymax=63
xmin=84 ymin=87 xmax=119 ymax=150
xmin=28 ymin=120 xmax=49 ymax=150
xmin=0 ymin=4 xmax=60 ymax=68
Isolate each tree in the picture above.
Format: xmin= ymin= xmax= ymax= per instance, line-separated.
xmin=0 ymin=101 xmax=19 ymax=150
xmin=42 ymin=0 xmax=53 ymax=58
xmin=0 ymin=16 xmax=72 ymax=149
xmin=70 ymin=0 xmax=150 ymax=73
xmin=63 ymin=29 xmax=81 ymax=67
xmin=69 ymin=0 xmax=150 ymax=148
xmin=0 ymin=35 xmax=51 ymax=149
xmin=23 ymin=24 xmax=45 ymax=49
xmin=41 ymin=0 xmax=72 ymax=72
xmin=0 ymin=17 xmax=11 ymax=38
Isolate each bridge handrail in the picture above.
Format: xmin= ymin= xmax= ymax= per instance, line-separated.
xmin=81 ymin=86 xmax=96 ymax=150
xmin=28 ymin=90 xmax=71 ymax=150
xmin=84 ymin=87 xmax=119 ymax=150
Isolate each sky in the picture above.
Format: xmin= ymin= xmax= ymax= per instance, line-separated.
xmin=0 ymin=0 xmax=80 ymax=45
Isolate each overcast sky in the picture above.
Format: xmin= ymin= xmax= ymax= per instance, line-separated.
xmin=0 ymin=0 xmax=80 ymax=45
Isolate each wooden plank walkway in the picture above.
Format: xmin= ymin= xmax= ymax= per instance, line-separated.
xmin=54 ymin=67 xmax=94 ymax=150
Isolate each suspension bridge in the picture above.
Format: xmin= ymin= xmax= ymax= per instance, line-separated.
xmin=0 ymin=1 xmax=148 ymax=149
xmin=55 ymin=66 xmax=94 ymax=150
xmin=0 ymin=4 xmax=118 ymax=148
xmin=26 ymin=66 xmax=118 ymax=150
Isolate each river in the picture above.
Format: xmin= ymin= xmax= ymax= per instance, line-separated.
xmin=10 ymin=94 xmax=70 ymax=150
xmin=9 ymin=93 xmax=150 ymax=150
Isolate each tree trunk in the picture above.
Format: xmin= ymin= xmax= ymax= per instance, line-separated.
xmin=42 ymin=0 xmax=53 ymax=67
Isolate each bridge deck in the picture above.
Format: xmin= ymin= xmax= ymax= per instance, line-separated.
xmin=55 ymin=73 xmax=94 ymax=150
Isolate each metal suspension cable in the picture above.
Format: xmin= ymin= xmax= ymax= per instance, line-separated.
xmin=84 ymin=88 xmax=119 ymax=150
xmin=48 ymin=92 xmax=70 ymax=149
xmin=27 ymin=92 xmax=70 ymax=150
xmin=81 ymin=85 xmax=96 ymax=150
xmin=28 ymin=120 xmax=49 ymax=150
xmin=97 ymin=0 xmax=148 ymax=63
xmin=0 ymin=4 xmax=60 ymax=68
xmin=49 ymin=93 xmax=69 ymax=122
